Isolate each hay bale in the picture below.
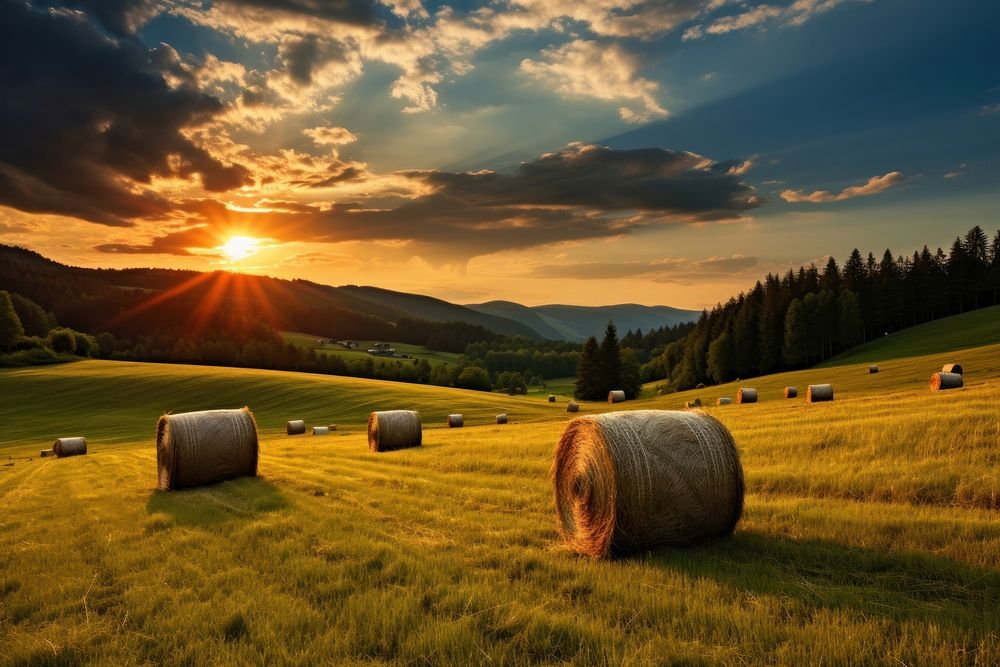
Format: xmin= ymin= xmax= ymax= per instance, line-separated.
xmin=447 ymin=414 xmax=464 ymax=428
xmin=684 ymin=398 xmax=702 ymax=409
xmin=869 ymin=364 xmax=879 ymax=374
xmin=736 ymin=388 xmax=757 ymax=404
xmin=368 ymin=410 xmax=422 ymax=452
xmin=548 ymin=395 xmax=556 ymax=403
xmin=553 ymin=410 xmax=744 ymax=558
xmin=53 ymin=437 xmax=87 ymax=458
xmin=608 ymin=390 xmax=626 ymax=404
xmin=567 ymin=401 xmax=580 ymax=413
xmin=783 ymin=386 xmax=797 ymax=399
xmin=286 ymin=419 xmax=306 ymax=435
xmin=312 ymin=426 xmax=331 ymax=435
xmin=40 ymin=449 xmax=55 ymax=458
xmin=931 ymin=372 xmax=963 ymax=391
xmin=942 ymin=363 xmax=963 ymax=375
xmin=806 ymin=384 xmax=834 ymax=402
xmin=717 ymin=397 xmax=732 ymax=405
xmin=156 ymin=408 xmax=258 ymax=490
xmin=496 ymin=414 xmax=508 ymax=425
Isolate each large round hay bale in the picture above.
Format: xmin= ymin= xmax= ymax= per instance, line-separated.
xmin=608 ymin=390 xmax=626 ymax=404
xmin=942 ymin=363 xmax=963 ymax=375
xmin=806 ymin=384 xmax=834 ymax=402
xmin=717 ymin=397 xmax=733 ymax=405
xmin=447 ymin=414 xmax=464 ymax=428
xmin=312 ymin=426 xmax=331 ymax=435
xmin=869 ymin=364 xmax=879 ymax=374
xmin=553 ymin=410 xmax=744 ymax=558
xmin=548 ymin=395 xmax=556 ymax=403
xmin=930 ymin=372 xmax=963 ymax=391
xmin=367 ymin=410 xmax=422 ymax=452
xmin=286 ymin=419 xmax=306 ymax=435
xmin=496 ymin=414 xmax=508 ymax=425
xmin=53 ymin=437 xmax=87 ymax=458
xmin=783 ymin=386 xmax=797 ymax=399
xmin=567 ymin=401 xmax=580 ymax=413
xmin=736 ymin=388 xmax=757 ymax=404
xmin=156 ymin=408 xmax=258 ymax=490
xmin=684 ymin=398 xmax=702 ymax=409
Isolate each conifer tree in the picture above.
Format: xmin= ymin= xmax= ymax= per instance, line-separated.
xmin=0 ymin=291 xmax=25 ymax=353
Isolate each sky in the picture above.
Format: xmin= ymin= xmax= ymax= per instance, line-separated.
xmin=0 ymin=0 xmax=998 ymax=309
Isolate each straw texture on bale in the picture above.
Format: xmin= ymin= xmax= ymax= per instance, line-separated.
xmin=447 ymin=414 xmax=464 ymax=428
xmin=567 ymin=402 xmax=580 ymax=413
xmin=548 ymin=395 xmax=556 ymax=403
xmin=53 ymin=437 xmax=87 ymax=458
xmin=869 ymin=365 xmax=879 ymax=374
xmin=286 ymin=419 xmax=306 ymax=435
xmin=553 ymin=410 xmax=744 ymax=558
xmin=156 ymin=408 xmax=258 ymax=490
xmin=367 ymin=410 xmax=422 ymax=452
xmin=684 ymin=399 xmax=702 ymax=409
xmin=942 ymin=363 xmax=963 ymax=375
xmin=608 ymin=390 xmax=626 ymax=404
xmin=783 ymin=386 xmax=797 ymax=398
xmin=40 ymin=449 xmax=55 ymax=458
xmin=931 ymin=372 xmax=963 ymax=391
xmin=312 ymin=426 xmax=331 ymax=435
xmin=496 ymin=414 xmax=508 ymax=425
xmin=717 ymin=397 xmax=733 ymax=405
xmin=736 ymin=388 xmax=757 ymax=404
xmin=806 ymin=384 xmax=834 ymax=402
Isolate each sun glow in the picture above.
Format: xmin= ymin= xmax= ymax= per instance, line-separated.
xmin=219 ymin=236 xmax=260 ymax=262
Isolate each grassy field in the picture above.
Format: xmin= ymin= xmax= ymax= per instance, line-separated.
xmin=2 ymin=333 xmax=1000 ymax=662
xmin=281 ymin=332 xmax=461 ymax=369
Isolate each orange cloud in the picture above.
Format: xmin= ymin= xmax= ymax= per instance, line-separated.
xmin=780 ymin=171 xmax=905 ymax=203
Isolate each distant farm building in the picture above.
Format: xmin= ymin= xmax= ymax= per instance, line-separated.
xmin=368 ymin=342 xmax=396 ymax=356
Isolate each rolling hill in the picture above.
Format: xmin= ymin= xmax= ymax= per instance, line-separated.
xmin=466 ymin=300 xmax=700 ymax=341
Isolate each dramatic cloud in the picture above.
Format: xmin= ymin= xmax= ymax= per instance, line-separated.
xmin=532 ymin=255 xmax=759 ymax=280
xmin=780 ymin=171 xmax=905 ymax=203
xmin=0 ymin=2 xmax=249 ymax=226
xmin=96 ymin=143 xmax=761 ymax=260
xmin=521 ymin=40 xmax=667 ymax=123
xmin=303 ymin=126 xmax=358 ymax=146
xmin=51 ymin=0 xmax=161 ymax=36
xmin=684 ymin=0 xmax=868 ymax=40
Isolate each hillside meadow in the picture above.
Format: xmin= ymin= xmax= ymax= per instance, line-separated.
xmin=1 ymin=336 xmax=999 ymax=663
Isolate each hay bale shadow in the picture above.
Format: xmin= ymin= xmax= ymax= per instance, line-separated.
xmin=645 ymin=530 xmax=1000 ymax=633
xmin=145 ymin=476 xmax=287 ymax=527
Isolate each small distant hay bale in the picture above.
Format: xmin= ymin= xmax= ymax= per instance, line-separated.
xmin=368 ymin=410 xmax=422 ymax=452
xmin=553 ymin=410 xmax=744 ymax=558
xmin=496 ymin=414 xmax=508 ymax=425
xmin=312 ymin=426 xmax=331 ymax=435
xmin=608 ymin=390 xmax=626 ymax=404
xmin=736 ymin=388 xmax=757 ymax=404
xmin=548 ymin=395 xmax=556 ymax=403
xmin=53 ymin=437 xmax=87 ymax=458
xmin=286 ymin=419 xmax=306 ymax=435
xmin=930 ymin=372 xmax=963 ymax=391
xmin=783 ymin=386 xmax=797 ymax=399
xmin=684 ymin=398 xmax=702 ymax=409
xmin=869 ymin=364 xmax=879 ymax=374
xmin=40 ymin=449 xmax=55 ymax=458
xmin=567 ymin=402 xmax=580 ymax=413
xmin=806 ymin=384 xmax=834 ymax=402
xmin=447 ymin=414 xmax=464 ymax=428
xmin=696 ymin=383 xmax=706 ymax=390
xmin=156 ymin=408 xmax=258 ymax=490
xmin=942 ymin=363 xmax=963 ymax=375
xmin=717 ymin=397 xmax=733 ymax=405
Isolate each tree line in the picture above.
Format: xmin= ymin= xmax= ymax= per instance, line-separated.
xmin=645 ymin=225 xmax=1000 ymax=391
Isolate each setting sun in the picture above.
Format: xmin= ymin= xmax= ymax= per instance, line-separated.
xmin=219 ymin=236 xmax=259 ymax=262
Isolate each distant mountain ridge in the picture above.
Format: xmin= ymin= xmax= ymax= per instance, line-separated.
xmin=0 ymin=244 xmax=699 ymax=342
xmin=465 ymin=300 xmax=700 ymax=342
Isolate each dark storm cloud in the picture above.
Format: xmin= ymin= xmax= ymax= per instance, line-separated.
xmin=407 ymin=143 xmax=762 ymax=221
xmin=49 ymin=0 xmax=161 ymax=36
xmin=0 ymin=2 xmax=249 ymax=226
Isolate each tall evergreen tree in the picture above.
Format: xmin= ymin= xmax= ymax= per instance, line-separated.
xmin=782 ymin=298 xmax=806 ymax=367
xmin=574 ymin=336 xmax=599 ymax=400
xmin=707 ymin=331 xmax=735 ymax=383
xmin=597 ymin=321 xmax=622 ymax=396
xmin=0 ymin=291 xmax=25 ymax=352
xmin=836 ymin=290 xmax=862 ymax=348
